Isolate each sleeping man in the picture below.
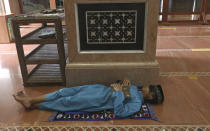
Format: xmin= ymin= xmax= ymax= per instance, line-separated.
xmin=13 ymin=78 xmax=164 ymax=118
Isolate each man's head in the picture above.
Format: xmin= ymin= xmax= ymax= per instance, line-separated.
xmin=141 ymin=85 xmax=164 ymax=104
xmin=114 ymin=80 xmax=164 ymax=104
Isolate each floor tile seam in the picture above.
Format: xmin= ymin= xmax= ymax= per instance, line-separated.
xmin=157 ymin=49 xmax=192 ymax=52
xmin=157 ymin=49 xmax=210 ymax=52
xmin=158 ymin=36 xmax=210 ymax=38
xmin=160 ymin=72 xmax=210 ymax=77
xmin=159 ymin=26 xmax=210 ymax=29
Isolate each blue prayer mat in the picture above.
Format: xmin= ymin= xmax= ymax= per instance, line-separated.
xmin=49 ymin=103 xmax=158 ymax=121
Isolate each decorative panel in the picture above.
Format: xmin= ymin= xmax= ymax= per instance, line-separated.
xmin=77 ymin=3 xmax=146 ymax=51
xmin=86 ymin=11 xmax=137 ymax=44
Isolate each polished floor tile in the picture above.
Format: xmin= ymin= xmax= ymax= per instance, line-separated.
xmin=157 ymin=37 xmax=210 ymax=49
xmin=157 ymin=51 xmax=210 ymax=72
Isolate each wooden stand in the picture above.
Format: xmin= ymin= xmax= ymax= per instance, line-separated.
xmin=159 ymin=0 xmax=210 ymax=25
xmin=12 ymin=13 xmax=67 ymax=86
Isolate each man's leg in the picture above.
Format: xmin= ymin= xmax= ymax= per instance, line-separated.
xmin=13 ymin=86 xmax=84 ymax=109
xmin=13 ymin=94 xmax=70 ymax=111
xmin=45 ymin=86 xmax=82 ymax=101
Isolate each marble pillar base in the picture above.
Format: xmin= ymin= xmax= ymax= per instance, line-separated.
xmin=65 ymin=61 xmax=160 ymax=87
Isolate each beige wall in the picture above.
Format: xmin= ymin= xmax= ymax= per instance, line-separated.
xmin=0 ymin=14 xmax=14 ymax=43
xmin=0 ymin=0 xmax=6 ymax=15
xmin=50 ymin=0 xmax=56 ymax=9
xmin=9 ymin=0 xmax=21 ymax=15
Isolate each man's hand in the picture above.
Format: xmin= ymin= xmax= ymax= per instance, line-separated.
xmin=110 ymin=83 xmax=123 ymax=91
xmin=122 ymin=78 xmax=131 ymax=86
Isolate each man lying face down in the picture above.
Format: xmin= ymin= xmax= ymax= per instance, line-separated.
xmin=13 ymin=78 xmax=164 ymax=118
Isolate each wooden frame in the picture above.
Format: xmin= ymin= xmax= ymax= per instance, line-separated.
xmin=12 ymin=14 xmax=67 ymax=86
xmin=204 ymin=0 xmax=210 ymax=24
xmin=159 ymin=0 xmax=209 ymax=25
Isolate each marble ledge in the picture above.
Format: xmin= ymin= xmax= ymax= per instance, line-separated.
xmin=66 ymin=61 xmax=160 ymax=69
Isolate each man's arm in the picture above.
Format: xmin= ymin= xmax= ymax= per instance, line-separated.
xmin=112 ymin=86 xmax=143 ymax=118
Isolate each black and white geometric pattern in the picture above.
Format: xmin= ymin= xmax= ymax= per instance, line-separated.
xmin=86 ymin=11 xmax=137 ymax=44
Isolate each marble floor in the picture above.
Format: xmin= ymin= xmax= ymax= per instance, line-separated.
xmin=0 ymin=25 xmax=210 ymax=126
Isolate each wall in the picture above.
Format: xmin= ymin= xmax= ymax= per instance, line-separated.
xmin=9 ymin=0 xmax=20 ymax=15
xmin=0 ymin=0 xmax=6 ymax=15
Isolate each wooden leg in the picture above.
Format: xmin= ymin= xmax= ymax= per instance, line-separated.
xmin=55 ymin=19 xmax=66 ymax=84
xmin=162 ymin=0 xmax=169 ymax=23
xmin=200 ymin=0 xmax=208 ymax=24
xmin=12 ymin=21 xmax=29 ymax=84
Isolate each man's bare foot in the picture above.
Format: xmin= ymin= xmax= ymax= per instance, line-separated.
xmin=13 ymin=91 xmax=31 ymax=109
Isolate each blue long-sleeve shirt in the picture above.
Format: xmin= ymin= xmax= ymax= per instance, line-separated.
xmin=39 ymin=84 xmax=143 ymax=118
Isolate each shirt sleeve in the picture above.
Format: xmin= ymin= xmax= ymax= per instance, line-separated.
xmin=112 ymin=86 xmax=143 ymax=118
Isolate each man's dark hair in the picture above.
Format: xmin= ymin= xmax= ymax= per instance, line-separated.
xmin=144 ymin=85 xmax=164 ymax=104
